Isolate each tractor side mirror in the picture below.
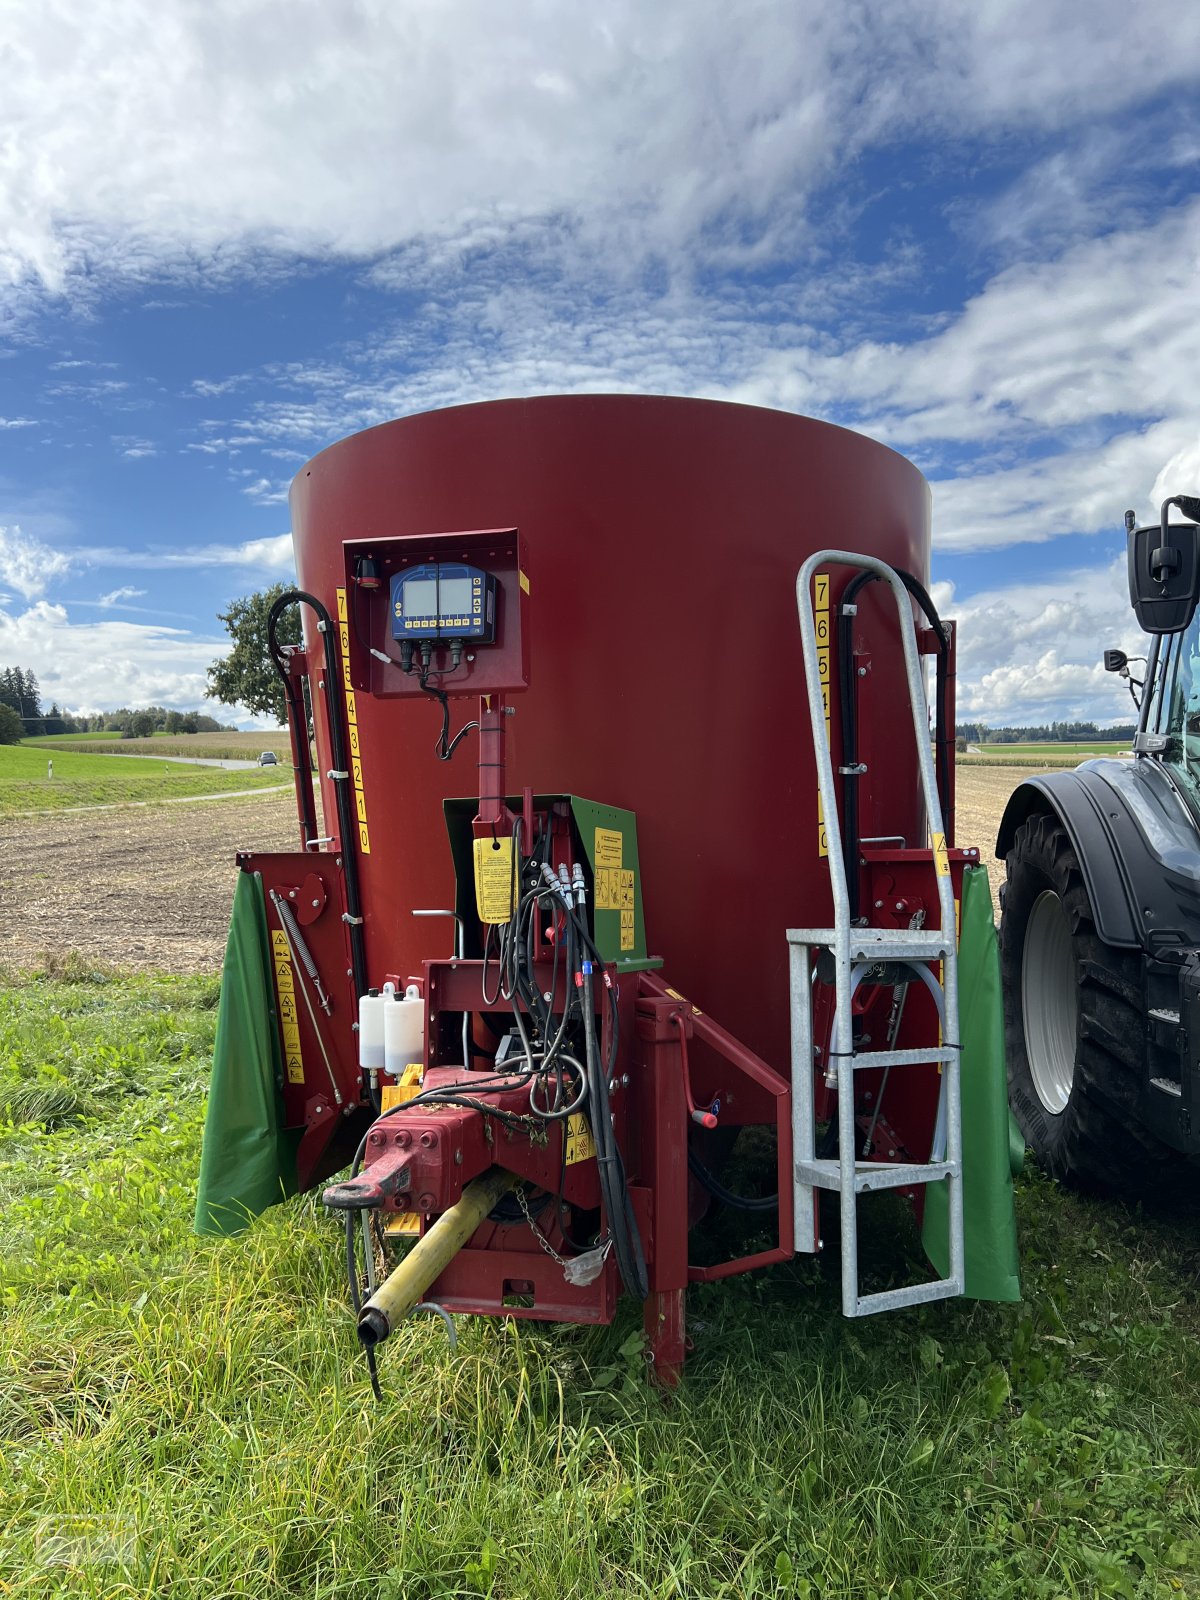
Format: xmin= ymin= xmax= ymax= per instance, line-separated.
xmin=1103 ymin=648 xmax=1127 ymax=673
xmin=1127 ymin=498 xmax=1200 ymax=634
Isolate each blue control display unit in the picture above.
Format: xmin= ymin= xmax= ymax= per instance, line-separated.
xmin=390 ymin=562 xmax=497 ymax=642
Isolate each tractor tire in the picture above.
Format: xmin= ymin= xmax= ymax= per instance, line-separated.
xmin=1000 ymin=811 xmax=1183 ymax=1191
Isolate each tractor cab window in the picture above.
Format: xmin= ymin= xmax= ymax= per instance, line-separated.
xmin=1155 ymin=609 xmax=1200 ymax=797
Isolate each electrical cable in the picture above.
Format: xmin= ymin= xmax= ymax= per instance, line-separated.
xmin=417 ymin=669 xmax=478 ymax=761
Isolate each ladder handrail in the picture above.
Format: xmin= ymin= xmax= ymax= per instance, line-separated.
xmin=792 ymin=549 xmax=964 ymax=1315
xmin=794 ymin=549 xmax=958 ymax=987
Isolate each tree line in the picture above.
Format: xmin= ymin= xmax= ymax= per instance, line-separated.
xmin=954 ymin=720 xmax=1138 ymax=745
xmin=0 ymin=663 xmax=236 ymax=743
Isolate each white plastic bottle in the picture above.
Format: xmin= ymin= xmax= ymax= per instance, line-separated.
xmin=358 ymin=982 xmax=394 ymax=1071
xmin=383 ymin=984 xmax=424 ymax=1078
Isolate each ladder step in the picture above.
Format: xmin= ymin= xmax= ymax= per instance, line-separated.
xmin=796 ymin=1158 xmax=959 ymax=1193
xmin=838 ymin=1046 xmax=958 ymax=1071
xmin=788 ymin=928 xmax=952 ymax=961
xmin=851 ymin=1277 xmax=963 ymax=1317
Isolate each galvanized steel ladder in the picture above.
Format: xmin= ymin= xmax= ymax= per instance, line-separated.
xmin=789 ymin=550 xmax=964 ymax=1316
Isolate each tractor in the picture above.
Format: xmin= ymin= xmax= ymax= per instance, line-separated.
xmin=998 ymin=494 xmax=1200 ymax=1189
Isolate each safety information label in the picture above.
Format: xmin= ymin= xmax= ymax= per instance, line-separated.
xmin=565 ymin=1112 xmax=596 ymax=1165
xmin=932 ymin=831 xmax=950 ymax=878
xmin=594 ymin=827 xmax=623 ymax=867
xmin=814 ymin=572 xmax=830 ymax=858
xmin=593 ymin=825 xmax=635 ymax=949
xmin=271 ymin=928 xmax=305 ymax=1084
xmin=595 ymin=868 xmax=635 ymax=909
xmin=473 ymin=836 xmax=516 ymax=923
xmin=335 ymin=587 xmax=371 ymax=854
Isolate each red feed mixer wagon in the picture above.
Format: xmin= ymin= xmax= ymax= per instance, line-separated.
xmin=196 ymin=395 xmax=1019 ymax=1389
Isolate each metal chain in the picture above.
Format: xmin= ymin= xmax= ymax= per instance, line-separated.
xmin=514 ymin=1183 xmax=569 ymax=1265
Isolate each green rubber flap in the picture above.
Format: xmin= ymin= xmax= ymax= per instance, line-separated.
xmin=194 ymin=872 xmax=299 ymax=1236
xmin=922 ymin=865 xmax=1021 ymax=1301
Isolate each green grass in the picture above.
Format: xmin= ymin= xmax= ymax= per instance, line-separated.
xmin=0 ymin=743 xmax=288 ymax=815
xmin=2 ymin=965 xmax=1200 ymax=1596
xmin=25 ymin=731 xmax=293 ymax=762
xmin=961 ymin=742 xmax=1132 ymax=767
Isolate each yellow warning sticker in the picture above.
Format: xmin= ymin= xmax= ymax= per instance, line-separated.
xmin=932 ymin=831 xmax=951 ymax=878
xmin=595 ymin=866 xmax=634 ymax=911
xmin=620 ymin=909 xmax=635 ymax=952
xmin=335 ymin=586 xmax=371 ymax=855
xmin=594 ymin=827 xmax=623 ymax=868
xmin=271 ymin=929 xmax=304 ymax=1084
xmin=565 ymin=1112 xmax=596 ymax=1165
xmin=473 ymin=836 xmax=516 ymax=923
xmin=519 ymin=569 xmax=531 ymax=595
xmin=814 ymin=572 xmax=830 ymax=858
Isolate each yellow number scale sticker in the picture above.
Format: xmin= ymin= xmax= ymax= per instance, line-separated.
xmin=814 ymin=572 xmax=830 ymax=857
xmin=271 ymin=929 xmax=305 ymax=1084
xmin=335 ymin=587 xmax=371 ymax=855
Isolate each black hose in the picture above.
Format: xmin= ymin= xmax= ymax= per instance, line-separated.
xmin=687 ymin=1147 xmax=778 ymax=1213
xmin=835 ymin=567 xmax=951 ymax=919
xmin=266 ymin=615 xmax=319 ymax=846
xmin=266 ymin=591 xmax=368 ymax=1005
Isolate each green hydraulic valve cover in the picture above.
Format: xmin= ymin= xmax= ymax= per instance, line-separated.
xmin=443 ymin=794 xmax=660 ymax=970
xmin=195 ymin=871 xmax=299 ymax=1235
xmin=921 ymin=865 xmax=1022 ymax=1301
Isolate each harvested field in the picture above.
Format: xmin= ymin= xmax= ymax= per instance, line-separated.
xmin=954 ymin=763 xmax=1042 ymax=920
xmin=0 ymin=766 xmax=1038 ymax=975
xmin=0 ymin=789 xmax=309 ymax=974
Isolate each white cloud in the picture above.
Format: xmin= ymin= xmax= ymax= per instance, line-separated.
xmin=0 ymin=525 xmax=72 ymax=599
xmin=0 ymin=598 xmax=221 ymax=715
xmin=938 ymin=556 xmax=1147 ymax=724
xmin=97 ymin=585 xmax=147 ymax=607
xmin=0 ymin=417 xmax=36 ymax=429
xmin=78 ymin=533 xmax=295 ymax=574
xmin=2 ymin=0 xmax=1198 ymax=313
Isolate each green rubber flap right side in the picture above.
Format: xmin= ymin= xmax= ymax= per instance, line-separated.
xmin=922 ymin=864 xmax=1021 ymax=1301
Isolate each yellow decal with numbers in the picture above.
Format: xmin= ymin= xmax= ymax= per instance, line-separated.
xmin=335 ymin=587 xmax=371 ymax=854
xmin=814 ymin=572 xmax=831 ymax=857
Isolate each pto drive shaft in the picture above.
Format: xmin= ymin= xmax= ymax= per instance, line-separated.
xmin=357 ymin=1166 xmax=517 ymax=1348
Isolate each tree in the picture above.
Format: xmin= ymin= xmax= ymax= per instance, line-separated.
xmin=0 ymin=704 xmax=23 ymax=743
xmin=207 ymin=583 xmax=299 ymax=724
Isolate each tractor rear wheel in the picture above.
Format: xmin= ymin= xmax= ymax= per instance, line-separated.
xmin=1000 ymin=812 xmax=1181 ymax=1190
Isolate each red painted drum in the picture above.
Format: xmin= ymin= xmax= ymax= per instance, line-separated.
xmin=289 ymin=395 xmax=932 ymax=1073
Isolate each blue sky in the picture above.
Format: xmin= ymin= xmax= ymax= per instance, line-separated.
xmin=1 ymin=0 xmax=1198 ymax=728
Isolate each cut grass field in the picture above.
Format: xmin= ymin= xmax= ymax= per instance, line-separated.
xmin=0 ymin=742 xmax=288 ymax=816
xmin=25 ymin=730 xmax=293 ymax=763
xmin=960 ymin=742 xmax=1132 ymax=767
xmin=2 ymin=961 xmax=1200 ymax=1597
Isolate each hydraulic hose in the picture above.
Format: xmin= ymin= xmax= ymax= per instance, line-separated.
xmin=267 ymin=590 xmax=368 ymax=1004
xmin=836 ymin=567 xmax=952 ymax=918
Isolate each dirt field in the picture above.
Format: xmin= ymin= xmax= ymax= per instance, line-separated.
xmin=0 ymin=789 xmax=310 ymax=974
xmin=0 ymin=767 xmax=1037 ymax=975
